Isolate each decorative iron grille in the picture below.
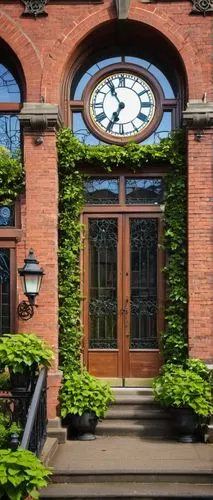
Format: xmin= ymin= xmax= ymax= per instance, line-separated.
xmin=130 ymin=218 xmax=158 ymax=349
xmin=0 ymin=249 xmax=10 ymax=335
xmin=0 ymin=205 xmax=14 ymax=226
xmin=89 ymin=218 xmax=118 ymax=349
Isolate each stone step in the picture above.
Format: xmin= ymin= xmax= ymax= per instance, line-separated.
xmin=50 ymin=469 xmax=213 ymax=485
xmin=40 ymin=481 xmax=213 ymax=499
xmin=96 ymin=418 xmax=171 ymax=437
xmin=111 ymin=388 xmax=153 ymax=396
xmin=111 ymin=395 xmax=157 ymax=406
xmin=106 ymin=407 xmax=169 ymax=420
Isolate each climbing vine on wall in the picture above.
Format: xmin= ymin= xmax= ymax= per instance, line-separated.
xmin=57 ymin=128 xmax=187 ymax=375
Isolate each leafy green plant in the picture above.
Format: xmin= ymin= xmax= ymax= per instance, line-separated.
xmin=0 ymin=333 xmax=54 ymax=373
xmin=60 ymin=370 xmax=114 ymax=418
xmin=0 ymin=371 xmax=10 ymax=391
xmin=57 ymin=128 xmax=187 ymax=372
xmin=153 ymin=361 xmax=213 ymax=417
xmin=0 ymin=403 xmax=21 ymax=449
xmin=0 ymin=448 xmax=51 ymax=500
xmin=0 ymin=146 xmax=24 ymax=205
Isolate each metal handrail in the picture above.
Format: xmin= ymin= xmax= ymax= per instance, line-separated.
xmin=21 ymin=367 xmax=47 ymax=454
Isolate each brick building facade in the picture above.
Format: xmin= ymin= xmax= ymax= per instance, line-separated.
xmin=0 ymin=0 xmax=213 ymax=422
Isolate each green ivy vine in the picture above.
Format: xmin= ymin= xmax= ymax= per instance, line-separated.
xmin=57 ymin=128 xmax=187 ymax=374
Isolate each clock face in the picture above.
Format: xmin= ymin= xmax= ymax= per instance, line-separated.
xmin=89 ymin=72 xmax=156 ymax=139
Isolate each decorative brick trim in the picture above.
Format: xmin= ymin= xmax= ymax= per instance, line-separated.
xmin=183 ymin=101 xmax=213 ymax=129
xmin=21 ymin=0 xmax=48 ymax=17
xmin=20 ymin=0 xmax=103 ymax=18
xmin=140 ymin=0 xmax=213 ymax=14
xmin=19 ymin=103 xmax=63 ymax=133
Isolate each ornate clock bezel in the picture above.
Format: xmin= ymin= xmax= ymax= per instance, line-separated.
xmin=82 ymin=63 xmax=164 ymax=145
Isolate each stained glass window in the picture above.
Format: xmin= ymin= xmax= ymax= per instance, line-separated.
xmin=130 ymin=218 xmax=158 ymax=348
xmin=89 ymin=218 xmax=118 ymax=349
xmin=0 ymin=249 xmax=10 ymax=335
xmin=85 ymin=179 xmax=119 ymax=204
xmin=126 ymin=178 xmax=164 ymax=205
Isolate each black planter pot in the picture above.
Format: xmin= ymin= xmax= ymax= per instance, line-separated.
xmin=170 ymin=407 xmax=200 ymax=443
xmin=9 ymin=365 xmax=37 ymax=395
xmin=68 ymin=411 xmax=98 ymax=441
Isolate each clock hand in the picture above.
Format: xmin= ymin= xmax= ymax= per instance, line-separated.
xmin=110 ymin=86 xmax=125 ymax=107
xmin=112 ymin=102 xmax=125 ymax=122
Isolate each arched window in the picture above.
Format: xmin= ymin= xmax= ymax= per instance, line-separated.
xmin=67 ymin=23 xmax=186 ymax=380
xmin=0 ymin=43 xmax=24 ymax=335
xmin=0 ymin=62 xmax=21 ymax=152
xmin=68 ymin=24 xmax=186 ymax=146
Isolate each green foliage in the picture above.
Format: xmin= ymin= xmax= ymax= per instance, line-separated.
xmin=153 ymin=361 xmax=213 ymax=417
xmin=153 ymin=358 xmax=213 ymax=417
xmin=0 ymin=371 xmax=10 ymax=391
xmin=0 ymin=147 xmax=24 ymax=204
xmin=60 ymin=370 xmax=114 ymax=418
xmin=161 ymin=130 xmax=187 ymax=362
xmin=57 ymin=128 xmax=187 ymax=371
xmin=0 ymin=333 xmax=54 ymax=373
xmin=0 ymin=448 xmax=51 ymax=500
xmin=0 ymin=402 xmax=21 ymax=449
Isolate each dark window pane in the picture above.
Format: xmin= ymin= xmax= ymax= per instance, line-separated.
xmin=88 ymin=218 xmax=117 ymax=348
xmin=0 ymin=205 xmax=14 ymax=226
xmin=85 ymin=178 xmax=119 ymax=205
xmin=130 ymin=218 xmax=158 ymax=349
xmin=0 ymin=115 xmax=20 ymax=152
xmin=126 ymin=178 xmax=164 ymax=205
xmin=0 ymin=249 xmax=10 ymax=335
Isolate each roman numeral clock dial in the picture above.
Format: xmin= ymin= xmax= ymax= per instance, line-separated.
xmin=83 ymin=66 xmax=163 ymax=144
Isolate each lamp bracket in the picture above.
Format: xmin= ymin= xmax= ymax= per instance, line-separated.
xmin=17 ymin=301 xmax=34 ymax=321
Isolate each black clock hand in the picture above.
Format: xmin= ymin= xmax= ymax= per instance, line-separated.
xmin=112 ymin=101 xmax=125 ymax=122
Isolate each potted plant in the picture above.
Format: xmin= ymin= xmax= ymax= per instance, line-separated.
xmin=153 ymin=359 xmax=213 ymax=442
xmin=0 ymin=333 xmax=54 ymax=394
xmin=0 ymin=448 xmax=51 ymax=499
xmin=60 ymin=369 xmax=114 ymax=440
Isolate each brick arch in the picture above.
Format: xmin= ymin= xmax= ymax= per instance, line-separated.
xmin=41 ymin=4 xmax=202 ymax=105
xmin=0 ymin=11 xmax=42 ymax=101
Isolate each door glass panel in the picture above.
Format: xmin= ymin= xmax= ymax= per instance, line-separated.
xmin=85 ymin=178 xmax=119 ymax=204
xmin=125 ymin=178 xmax=164 ymax=205
xmin=130 ymin=218 xmax=158 ymax=348
xmin=89 ymin=218 xmax=117 ymax=348
xmin=0 ymin=249 xmax=10 ymax=335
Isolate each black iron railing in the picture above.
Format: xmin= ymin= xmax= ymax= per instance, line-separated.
xmin=0 ymin=367 xmax=47 ymax=456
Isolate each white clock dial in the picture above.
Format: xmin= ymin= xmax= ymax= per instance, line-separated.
xmin=89 ymin=72 xmax=155 ymax=138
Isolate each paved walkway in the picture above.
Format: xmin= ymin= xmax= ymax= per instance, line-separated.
xmin=50 ymin=436 xmax=213 ymax=474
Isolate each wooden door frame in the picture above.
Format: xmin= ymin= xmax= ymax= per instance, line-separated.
xmin=82 ymin=211 xmax=165 ymax=378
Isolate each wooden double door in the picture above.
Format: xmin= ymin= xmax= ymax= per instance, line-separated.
xmin=83 ymin=212 xmax=164 ymax=381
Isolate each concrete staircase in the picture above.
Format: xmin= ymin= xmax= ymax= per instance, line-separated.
xmin=40 ymin=388 xmax=213 ymax=499
xmin=97 ymin=387 xmax=171 ymax=439
xmin=40 ymin=436 xmax=213 ymax=499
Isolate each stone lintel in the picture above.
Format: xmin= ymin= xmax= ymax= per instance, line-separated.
xmin=19 ymin=103 xmax=63 ymax=133
xmin=183 ymin=101 xmax=213 ymax=129
xmin=115 ymin=0 xmax=131 ymax=19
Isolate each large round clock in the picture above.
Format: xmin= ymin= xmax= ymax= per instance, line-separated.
xmin=83 ymin=64 xmax=164 ymax=145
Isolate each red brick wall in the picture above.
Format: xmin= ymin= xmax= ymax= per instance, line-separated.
xmin=188 ymin=130 xmax=213 ymax=362
xmin=0 ymin=0 xmax=211 ymax=416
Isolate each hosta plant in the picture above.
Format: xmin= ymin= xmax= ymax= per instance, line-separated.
xmin=153 ymin=360 xmax=213 ymax=417
xmin=0 ymin=448 xmax=51 ymax=500
xmin=0 ymin=333 xmax=54 ymax=374
xmin=60 ymin=369 xmax=114 ymax=419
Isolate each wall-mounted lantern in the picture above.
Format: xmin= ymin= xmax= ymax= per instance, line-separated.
xmin=18 ymin=249 xmax=45 ymax=320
